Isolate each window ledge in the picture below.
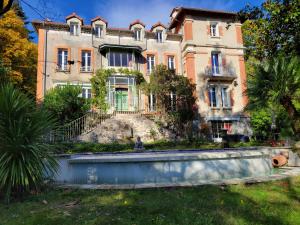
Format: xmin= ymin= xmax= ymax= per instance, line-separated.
xmin=211 ymin=107 xmax=221 ymax=110
xmin=210 ymin=36 xmax=220 ymax=39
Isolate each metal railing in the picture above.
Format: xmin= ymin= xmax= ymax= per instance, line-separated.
xmin=204 ymin=65 xmax=236 ymax=77
xmin=47 ymin=111 xmax=115 ymax=143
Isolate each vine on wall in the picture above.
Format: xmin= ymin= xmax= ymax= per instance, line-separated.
xmin=90 ymin=68 xmax=145 ymax=111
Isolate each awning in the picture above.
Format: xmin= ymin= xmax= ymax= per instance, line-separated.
xmin=99 ymin=44 xmax=142 ymax=54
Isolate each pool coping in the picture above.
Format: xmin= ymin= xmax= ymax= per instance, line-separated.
xmin=56 ymin=167 xmax=300 ymax=190
xmin=67 ymin=149 xmax=271 ymax=163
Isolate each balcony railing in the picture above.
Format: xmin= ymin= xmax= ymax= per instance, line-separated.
xmin=56 ymin=65 xmax=70 ymax=72
xmin=80 ymin=66 xmax=92 ymax=72
xmin=204 ymin=65 xmax=236 ymax=81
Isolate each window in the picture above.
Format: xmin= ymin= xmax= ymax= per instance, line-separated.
xmin=147 ymin=55 xmax=155 ymax=74
xmin=211 ymin=52 xmax=221 ymax=75
xmin=57 ymin=49 xmax=68 ymax=71
xmin=81 ymin=50 xmax=92 ymax=72
xmin=211 ymin=121 xmax=232 ymax=138
xmin=210 ymin=23 xmax=218 ymax=37
xmin=108 ymin=52 xmax=133 ymax=67
xmin=94 ymin=25 xmax=103 ymax=38
xmin=221 ymin=87 xmax=231 ymax=108
xmin=168 ymin=56 xmax=175 ymax=70
xmin=169 ymin=92 xmax=176 ymax=111
xmin=156 ymin=30 xmax=163 ymax=43
xmin=82 ymin=88 xmax=92 ymax=99
xmin=149 ymin=92 xmax=156 ymax=111
xmin=70 ymin=22 xmax=79 ymax=35
xmin=134 ymin=28 xmax=141 ymax=41
xmin=209 ymin=86 xmax=218 ymax=107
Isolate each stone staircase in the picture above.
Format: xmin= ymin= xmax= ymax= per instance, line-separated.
xmin=78 ymin=113 xmax=175 ymax=143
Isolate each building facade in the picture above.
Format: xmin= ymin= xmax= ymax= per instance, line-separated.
xmin=32 ymin=7 xmax=251 ymax=139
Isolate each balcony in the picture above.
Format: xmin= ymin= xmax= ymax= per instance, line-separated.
xmin=204 ymin=65 xmax=237 ymax=82
xmin=56 ymin=65 xmax=70 ymax=73
xmin=80 ymin=66 xmax=93 ymax=73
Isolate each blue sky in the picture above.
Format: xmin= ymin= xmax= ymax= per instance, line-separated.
xmin=21 ymin=0 xmax=264 ymax=41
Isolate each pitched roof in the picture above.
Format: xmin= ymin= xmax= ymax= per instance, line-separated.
xmin=65 ymin=12 xmax=84 ymax=24
xmin=150 ymin=22 xmax=166 ymax=31
xmin=129 ymin=19 xmax=145 ymax=29
xmin=91 ymin=16 xmax=108 ymax=25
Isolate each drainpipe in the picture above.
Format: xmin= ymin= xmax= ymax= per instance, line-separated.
xmin=43 ymin=22 xmax=48 ymax=97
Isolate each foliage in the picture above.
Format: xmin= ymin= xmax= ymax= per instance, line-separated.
xmin=90 ymin=68 xmax=145 ymax=111
xmin=142 ymin=64 xmax=196 ymax=133
xmin=239 ymin=0 xmax=300 ymax=59
xmin=54 ymin=140 xmax=223 ymax=154
xmin=1 ymin=176 xmax=300 ymax=224
xmin=247 ymin=55 xmax=300 ymax=136
xmin=0 ymin=0 xmax=37 ymax=97
xmin=43 ymin=84 xmax=90 ymax=124
xmin=250 ymin=109 xmax=273 ymax=139
xmin=0 ymin=84 xmax=58 ymax=203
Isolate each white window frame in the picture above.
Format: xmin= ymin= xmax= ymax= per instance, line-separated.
xmin=211 ymin=52 xmax=222 ymax=75
xmin=147 ymin=55 xmax=155 ymax=74
xmin=221 ymin=87 xmax=231 ymax=108
xmin=95 ymin=25 xmax=103 ymax=38
xmin=81 ymin=50 xmax=92 ymax=72
xmin=134 ymin=28 xmax=142 ymax=41
xmin=70 ymin=22 xmax=79 ymax=36
xmin=210 ymin=23 xmax=219 ymax=37
xmin=108 ymin=51 xmax=133 ymax=67
xmin=57 ymin=49 xmax=68 ymax=71
xmin=82 ymin=87 xmax=92 ymax=99
xmin=209 ymin=86 xmax=218 ymax=108
xmin=156 ymin=30 xmax=163 ymax=43
xmin=168 ymin=56 xmax=175 ymax=70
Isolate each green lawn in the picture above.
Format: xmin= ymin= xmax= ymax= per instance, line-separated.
xmin=1 ymin=176 xmax=300 ymax=225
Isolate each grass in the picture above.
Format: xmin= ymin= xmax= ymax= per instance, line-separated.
xmin=1 ymin=176 xmax=300 ymax=225
xmin=55 ymin=140 xmax=268 ymax=154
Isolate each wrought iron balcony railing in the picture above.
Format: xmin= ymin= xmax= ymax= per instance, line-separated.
xmin=204 ymin=65 xmax=236 ymax=77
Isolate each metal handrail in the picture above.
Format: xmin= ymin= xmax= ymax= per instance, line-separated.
xmin=47 ymin=111 xmax=115 ymax=143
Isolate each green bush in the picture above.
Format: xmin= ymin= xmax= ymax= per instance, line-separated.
xmin=0 ymin=84 xmax=58 ymax=203
xmin=43 ymin=84 xmax=90 ymax=124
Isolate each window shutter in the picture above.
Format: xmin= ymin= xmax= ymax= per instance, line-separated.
xmin=222 ymin=57 xmax=226 ymax=66
xmin=207 ymin=25 xmax=211 ymax=35
xmin=230 ymin=90 xmax=234 ymax=107
xmin=219 ymin=26 xmax=223 ymax=36
xmin=206 ymin=90 xmax=211 ymax=106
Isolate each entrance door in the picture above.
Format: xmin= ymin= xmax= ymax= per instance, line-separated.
xmin=116 ymin=89 xmax=128 ymax=111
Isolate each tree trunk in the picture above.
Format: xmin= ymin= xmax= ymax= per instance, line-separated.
xmin=280 ymin=96 xmax=300 ymax=135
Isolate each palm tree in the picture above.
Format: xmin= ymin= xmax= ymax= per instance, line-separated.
xmin=247 ymin=55 xmax=300 ymax=135
xmin=0 ymin=84 xmax=58 ymax=203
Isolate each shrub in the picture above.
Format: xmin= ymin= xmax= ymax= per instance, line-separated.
xmin=43 ymin=84 xmax=90 ymax=124
xmin=0 ymin=84 xmax=58 ymax=203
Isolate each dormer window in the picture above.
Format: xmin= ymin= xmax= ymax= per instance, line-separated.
xmin=94 ymin=25 xmax=103 ymax=38
xmin=210 ymin=23 xmax=219 ymax=37
xmin=70 ymin=22 xmax=79 ymax=36
xmin=156 ymin=30 xmax=163 ymax=43
xmin=134 ymin=28 xmax=142 ymax=41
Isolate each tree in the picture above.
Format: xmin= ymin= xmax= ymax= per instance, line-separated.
xmin=0 ymin=83 xmax=58 ymax=203
xmin=0 ymin=0 xmax=14 ymax=16
xmin=247 ymin=55 xmax=300 ymax=136
xmin=142 ymin=64 xmax=196 ymax=136
xmin=239 ymin=0 xmax=300 ymax=60
xmin=43 ymin=84 xmax=91 ymax=124
xmin=0 ymin=0 xmax=37 ymax=96
xmin=250 ymin=109 xmax=272 ymax=140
